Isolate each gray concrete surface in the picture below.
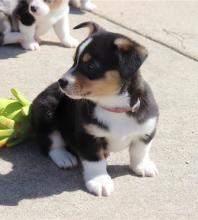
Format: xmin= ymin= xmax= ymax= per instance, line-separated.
xmin=93 ymin=0 xmax=198 ymax=61
xmin=0 ymin=2 xmax=198 ymax=220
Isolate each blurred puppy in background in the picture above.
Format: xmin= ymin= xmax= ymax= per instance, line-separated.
xmin=69 ymin=0 xmax=96 ymax=11
xmin=0 ymin=0 xmax=78 ymax=50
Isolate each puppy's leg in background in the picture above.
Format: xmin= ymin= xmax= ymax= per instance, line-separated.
xmin=129 ymin=141 xmax=158 ymax=177
xmin=19 ymin=21 xmax=39 ymax=51
xmin=82 ymin=160 xmax=114 ymax=196
xmin=81 ymin=0 xmax=96 ymax=11
xmin=53 ymin=8 xmax=78 ymax=48
xmin=0 ymin=12 xmax=24 ymax=45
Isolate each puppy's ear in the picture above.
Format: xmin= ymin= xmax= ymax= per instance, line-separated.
xmin=114 ymin=37 xmax=148 ymax=78
xmin=73 ymin=21 xmax=105 ymax=36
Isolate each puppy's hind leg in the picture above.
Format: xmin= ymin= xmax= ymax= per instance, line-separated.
xmin=2 ymin=32 xmax=24 ymax=45
xmin=0 ymin=12 xmax=24 ymax=45
xmin=53 ymin=7 xmax=78 ymax=48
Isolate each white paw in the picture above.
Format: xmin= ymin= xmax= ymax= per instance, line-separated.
xmin=49 ymin=148 xmax=78 ymax=169
xmin=85 ymin=174 xmax=114 ymax=196
xmin=130 ymin=160 xmax=158 ymax=177
xmin=81 ymin=2 xmax=96 ymax=11
xmin=62 ymin=37 xmax=79 ymax=48
xmin=21 ymin=41 xmax=40 ymax=51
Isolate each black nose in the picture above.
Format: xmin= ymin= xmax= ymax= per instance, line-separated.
xmin=30 ymin=5 xmax=38 ymax=13
xmin=58 ymin=78 xmax=68 ymax=89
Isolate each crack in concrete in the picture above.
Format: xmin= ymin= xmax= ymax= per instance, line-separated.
xmin=90 ymin=11 xmax=198 ymax=63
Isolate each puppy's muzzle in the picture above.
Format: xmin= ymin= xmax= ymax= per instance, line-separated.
xmin=30 ymin=5 xmax=38 ymax=13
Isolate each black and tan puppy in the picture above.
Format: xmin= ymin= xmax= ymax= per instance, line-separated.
xmin=31 ymin=22 xmax=159 ymax=196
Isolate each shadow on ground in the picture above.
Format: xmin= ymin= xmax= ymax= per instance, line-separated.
xmin=0 ymin=142 xmax=131 ymax=206
xmin=0 ymin=45 xmax=27 ymax=59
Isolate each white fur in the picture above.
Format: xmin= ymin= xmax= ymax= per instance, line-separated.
xmin=82 ymin=160 xmax=114 ymax=196
xmin=81 ymin=0 xmax=96 ymax=11
xmin=30 ymin=0 xmax=50 ymax=16
xmin=91 ymin=99 xmax=157 ymax=152
xmin=69 ymin=0 xmax=96 ymax=11
xmin=62 ymin=37 xmax=93 ymax=85
xmin=89 ymin=92 xmax=130 ymax=108
xmin=18 ymin=1 xmax=78 ymax=50
xmin=78 ymin=37 xmax=93 ymax=60
xmin=49 ymin=131 xmax=78 ymax=168
xmin=2 ymin=19 xmax=24 ymax=44
xmin=86 ymin=95 xmax=158 ymax=178
xmin=129 ymin=141 xmax=158 ymax=177
xmin=19 ymin=21 xmax=40 ymax=50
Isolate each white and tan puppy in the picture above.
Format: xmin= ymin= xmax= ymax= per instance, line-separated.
xmin=0 ymin=0 xmax=78 ymax=50
xmin=21 ymin=0 xmax=78 ymax=50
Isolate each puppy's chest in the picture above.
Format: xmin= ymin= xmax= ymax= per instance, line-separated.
xmin=86 ymin=107 xmax=156 ymax=152
xmin=35 ymin=10 xmax=65 ymax=36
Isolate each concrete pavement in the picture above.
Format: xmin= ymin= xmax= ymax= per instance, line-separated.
xmin=93 ymin=0 xmax=198 ymax=61
xmin=0 ymin=1 xmax=198 ymax=219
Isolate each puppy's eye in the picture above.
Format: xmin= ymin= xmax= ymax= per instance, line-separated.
xmin=87 ymin=62 xmax=96 ymax=70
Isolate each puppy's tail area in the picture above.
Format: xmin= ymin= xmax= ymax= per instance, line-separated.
xmin=73 ymin=21 xmax=105 ymax=36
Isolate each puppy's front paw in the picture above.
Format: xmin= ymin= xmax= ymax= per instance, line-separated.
xmin=49 ymin=148 xmax=78 ymax=169
xmin=130 ymin=160 xmax=158 ymax=177
xmin=62 ymin=37 xmax=79 ymax=48
xmin=85 ymin=174 xmax=114 ymax=196
xmin=21 ymin=41 xmax=40 ymax=51
xmin=81 ymin=2 xmax=96 ymax=11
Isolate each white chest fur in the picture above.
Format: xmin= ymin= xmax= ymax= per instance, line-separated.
xmin=35 ymin=6 xmax=68 ymax=36
xmin=86 ymin=106 xmax=157 ymax=152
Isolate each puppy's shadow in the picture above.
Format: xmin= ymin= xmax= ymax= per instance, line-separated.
xmin=0 ymin=142 xmax=132 ymax=206
xmin=0 ymin=142 xmax=82 ymax=206
xmin=0 ymin=45 xmax=26 ymax=59
xmin=70 ymin=7 xmax=86 ymax=15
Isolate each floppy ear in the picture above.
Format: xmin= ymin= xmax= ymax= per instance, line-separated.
xmin=114 ymin=37 xmax=148 ymax=78
xmin=73 ymin=21 xmax=105 ymax=36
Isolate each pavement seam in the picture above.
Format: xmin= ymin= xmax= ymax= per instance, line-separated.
xmin=90 ymin=11 xmax=198 ymax=63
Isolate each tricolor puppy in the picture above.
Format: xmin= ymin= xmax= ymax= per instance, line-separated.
xmin=0 ymin=0 xmax=78 ymax=50
xmin=31 ymin=22 xmax=159 ymax=196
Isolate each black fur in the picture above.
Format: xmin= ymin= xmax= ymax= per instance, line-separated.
xmin=15 ymin=0 xmax=35 ymax=26
xmin=31 ymin=23 xmax=159 ymax=162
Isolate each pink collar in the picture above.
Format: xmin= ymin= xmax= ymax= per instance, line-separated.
xmin=101 ymin=98 xmax=140 ymax=113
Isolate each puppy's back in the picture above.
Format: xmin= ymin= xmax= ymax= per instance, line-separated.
xmin=0 ymin=0 xmax=19 ymax=14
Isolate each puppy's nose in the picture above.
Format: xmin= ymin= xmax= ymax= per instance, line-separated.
xmin=58 ymin=78 xmax=68 ymax=89
xmin=30 ymin=5 xmax=38 ymax=13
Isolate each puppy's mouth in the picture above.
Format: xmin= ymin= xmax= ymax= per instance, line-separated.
xmin=59 ymin=85 xmax=91 ymax=100
xmin=29 ymin=5 xmax=50 ymax=17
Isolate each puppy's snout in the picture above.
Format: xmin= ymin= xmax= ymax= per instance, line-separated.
xmin=30 ymin=5 xmax=38 ymax=13
xmin=58 ymin=78 xmax=68 ymax=89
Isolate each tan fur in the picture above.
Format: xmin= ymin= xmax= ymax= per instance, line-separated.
xmin=50 ymin=0 xmax=65 ymax=10
xmin=114 ymin=38 xmax=133 ymax=51
xmin=136 ymin=46 xmax=148 ymax=60
xmin=66 ymin=70 xmax=122 ymax=97
xmin=82 ymin=53 xmax=92 ymax=62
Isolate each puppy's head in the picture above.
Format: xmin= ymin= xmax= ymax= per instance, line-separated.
xmin=29 ymin=0 xmax=64 ymax=16
xmin=59 ymin=22 xmax=148 ymax=100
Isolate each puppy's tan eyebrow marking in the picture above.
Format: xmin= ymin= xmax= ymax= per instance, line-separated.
xmin=82 ymin=53 xmax=92 ymax=62
xmin=114 ymin=38 xmax=133 ymax=51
